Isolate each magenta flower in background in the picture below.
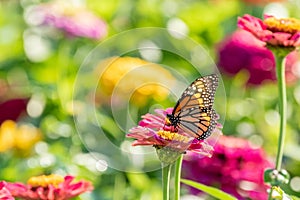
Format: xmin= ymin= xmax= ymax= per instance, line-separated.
xmin=5 ymin=175 xmax=93 ymax=200
xmin=0 ymin=98 xmax=28 ymax=124
xmin=182 ymin=135 xmax=274 ymax=200
xmin=32 ymin=1 xmax=107 ymax=39
xmin=127 ymin=108 xmax=222 ymax=158
xmin=217 ymin=30 xmax=299 ymax=85
xmin=0 ymin=181 xmax=14 ymax=200
xmin=238 ymin=14 xmax=300 ymax=47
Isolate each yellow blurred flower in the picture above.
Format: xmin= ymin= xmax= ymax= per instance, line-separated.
xmin=0 ymin=120 xmax=41 ymax=153
xmin=0 ymin=120 xmax=15 ymax=152
xmin=95 ymin=57 xmax=175 ymax=106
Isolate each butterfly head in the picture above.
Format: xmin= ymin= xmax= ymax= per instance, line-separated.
xmin=165 ymin=114 xmax=172 ymax=126
xmin=165 ymin=113 xmax=180 ymax=127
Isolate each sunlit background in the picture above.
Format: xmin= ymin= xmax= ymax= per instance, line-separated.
xmin=0 ymin=0 xmax=300 ymax=199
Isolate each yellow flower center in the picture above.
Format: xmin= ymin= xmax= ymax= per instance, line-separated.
xmin=27 ymin=174 xmax=64 ymax=188
xmin=264 ymin=17 xmax=300 ymax=34
xmin=157 ymin=130 xmax=190 ymax=143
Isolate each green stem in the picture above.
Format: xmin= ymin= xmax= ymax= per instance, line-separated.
xmin=174 ymin=155 xmax=183 ymax=200
xmin=268 ymin=53 xmax=287 ymax=200
xmin=275 ymin=55 xmax=287 ymax=171
xmin=162 ymin=163 xmax=172 ymax=200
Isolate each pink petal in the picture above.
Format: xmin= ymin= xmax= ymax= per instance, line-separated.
xmin=273 ymin=32 xmax=292 ymax=41
xmin=131 ymin=139 xmax=162 ymax=146
xmin=238 ymin=14 xmax=273 ymax=42
xmin=127 ymin=126 xmax=156 ymax=139
xmin=36 ymin=187 xmax=48 ymax=200
xmin=290 ymin=32 xmax=300 ymax=46
xmin=0 ymin=182 xmax=14 ymax=200
xmin=65 ymin=182 xmax=93 ymax=197
xmin=47 ymin=185 xmax=56 ymax=200
xmin=5 ymin=182 xmax=27 ymax=196
xmin=128 ymin=128 xmax=165 ymax=146
xmin=56 ymin=176 xmax=93 ymax=199
xmin=137 ymin=108 xmax=174 ymax=131
xmin=294 ymin=38 xmax=300 ymax=46
xmin=155 ymin=108 xmax=173 ymax=117
xmin=139 ymin=113 xmax=165 ymax=129
xmin=263 ymin=14 xmax=274 ymax=19
xmin=238 ymin=14 xmax=266 ymax=32
xmin=266 ymin=32 xmax=291 ymax=46
xmin=63 ymin=175 xmax=74 ymax=186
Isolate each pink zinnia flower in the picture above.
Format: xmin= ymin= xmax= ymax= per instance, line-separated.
xmin=182 ymin=135 xmax=274 ymax=200
xmin=5 ymin=174 xmax=93 ymax=200
xmin=32 ymin=1 xmax=107 ymax=39
xmin=217 ymin=30 xmax=300 ymax=85
xmin=0 ymin=181 xmax=14 ymax=200
xmin=238 ymin=14 xmax=300 ymax=47
xmin=127 ymin=108 xmax=222 ymax=163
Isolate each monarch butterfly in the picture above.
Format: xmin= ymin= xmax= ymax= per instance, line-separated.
xmin=165 ymin=74 xmax=218 ymax=140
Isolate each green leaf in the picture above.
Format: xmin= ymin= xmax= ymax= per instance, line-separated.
xmin=181 ymin=179 xmax=237 ymax=200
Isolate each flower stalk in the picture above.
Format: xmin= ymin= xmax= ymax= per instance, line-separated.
xmin=162 ymin=154 xmax=183 ymax=200
xmin=174 ymin=155 xmax=183 ymax=200
xmin=162 ymin=163 xmax=172 ymax=200
xmin=268 ymin=50 xmax=289 ymax=200
xmin=274 ymin=53 xmax=287 ymax=171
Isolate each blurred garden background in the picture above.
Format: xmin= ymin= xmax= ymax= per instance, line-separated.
xmin=1 ymin=0 xmax=300 ymax=199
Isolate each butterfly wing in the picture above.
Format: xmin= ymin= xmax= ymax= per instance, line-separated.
xmin=172 ymin=74 xmax=218 ymax=140
xmin=178 ymin=108 xmax=217 ymax=140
